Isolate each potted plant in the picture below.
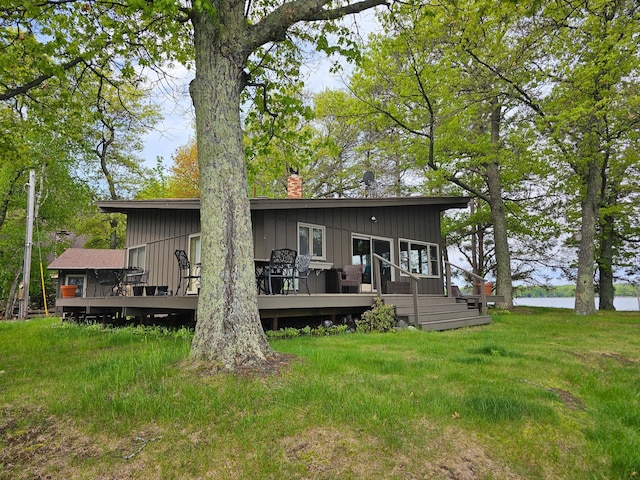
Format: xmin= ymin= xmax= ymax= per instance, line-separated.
xmin=61 ymin=284 xmax=78 ymax=298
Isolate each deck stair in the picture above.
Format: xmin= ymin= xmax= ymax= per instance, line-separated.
xmin=382 ymin=294 xmax=492 ymax=331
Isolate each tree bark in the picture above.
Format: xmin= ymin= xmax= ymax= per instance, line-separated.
xmin=188 ymin=8 xmax=272 ymax=368
xmin=575 ymin=159 xmax=601 ymax=315
xmin=485 ymin=100 xmax=513 ymax=309
xmin=597 ymin=212 xmax=616 ymax=310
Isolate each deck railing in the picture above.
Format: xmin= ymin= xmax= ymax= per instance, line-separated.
xmin=372 ymin=253 xmax=420 ymax=327
xmin=443 ymin=260 xmax=488 ymax=316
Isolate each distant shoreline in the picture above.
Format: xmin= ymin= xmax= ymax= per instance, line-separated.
xmin=513 ymin=296 xmax=639 ymax=311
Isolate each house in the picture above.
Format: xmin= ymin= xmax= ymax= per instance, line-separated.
xmin=51 ymin=194 xmax=493 ymax=330
xmin=48 ymin=248 xmax=125 ymax=298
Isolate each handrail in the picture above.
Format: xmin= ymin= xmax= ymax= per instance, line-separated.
xmin=372 ymin=253 xmax=420 ymax=327
xmin=443 ymin=260 xmax=488 ymax=316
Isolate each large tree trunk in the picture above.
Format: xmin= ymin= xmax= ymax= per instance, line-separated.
xmin=486 ymin=101 xmax=513 ymax=309
xmin=575 ymin=159 xmax=601 ymax=315
xmin=597 ymin=212 xmax=616 ymax=310
xmin=189 ymin=8 xmax=272 ymax=368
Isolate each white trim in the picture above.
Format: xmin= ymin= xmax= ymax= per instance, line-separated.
xmin=65 ymin=274 xmax=87 ymax=297
xmin=297 ymin=222 xmax=326 ymax=261
xmin=350 ymin=233 xmax=395 ymax=291
xmin=398 ymin=238 xmax=440 ymax=278
xmin=127 ymin=244 xmax=146 ymax=269
xmin=187 ymin=234 xmax=202 ymax=294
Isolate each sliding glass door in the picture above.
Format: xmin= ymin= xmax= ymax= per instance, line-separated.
xmin=352 ymin=235 xmax=393 ymax=292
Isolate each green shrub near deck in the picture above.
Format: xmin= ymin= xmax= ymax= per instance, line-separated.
xmin=0 ymin=309 xmax=639 ymax=479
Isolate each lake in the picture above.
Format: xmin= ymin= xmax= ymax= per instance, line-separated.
xmin=513 ymin=296 xmax=640 ymax=311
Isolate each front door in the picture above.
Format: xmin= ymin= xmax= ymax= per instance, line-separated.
xmin=352 ymin=235 xmax=393 ymax=292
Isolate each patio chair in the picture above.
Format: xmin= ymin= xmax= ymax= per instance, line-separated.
xmin=266 ymin=248 xmax=297 ymax=295
xmin=338 ymin=264 xmax=364 ymax=293
xmin=174 ymin=249 xmax=200 ymax=296
xmin=94 ymin=269 xmax=120 ymax=297
xmin=121 ymin=267 xmax=148 ymax=296
xmin=294 ymin=254 xmax=313 ymax=295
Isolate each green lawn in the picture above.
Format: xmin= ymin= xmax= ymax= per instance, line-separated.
xmin=1 ymin=308 xmax=639 ymax=479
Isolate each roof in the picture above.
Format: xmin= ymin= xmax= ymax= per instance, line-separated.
xmin=48 ymin=248 xmax=126 ymax=270
xmin=97 ymin=196 xmax=470 ymax=213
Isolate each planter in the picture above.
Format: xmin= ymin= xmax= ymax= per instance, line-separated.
xmin=157 ymin=286 xmax=169 ymax=296
xmin=474 ymin=282 xmax=493 ymax=295
xmin=145 ymin=286 xmax=157 ymax=296
xmin=61 ymin=285 xmax=78 ymax=298
xmin=133 ymin=286 xmax=144 ymax=296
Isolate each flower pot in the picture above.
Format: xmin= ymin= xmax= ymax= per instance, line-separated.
xmin=61 ymin=285 xmax=77 ymax=298
xmin=145 ymin=286 xmax=157 ymax=296
xmin=133 ymin=286 xmax=144 ymax=296
xmin=157 ymin=286 xmax=169 ymax=296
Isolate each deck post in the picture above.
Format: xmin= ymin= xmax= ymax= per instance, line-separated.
xmin=410 ymin=277 xmax=419 ymax=328
xmin=374 ymin=256 xmax=382 ymax=299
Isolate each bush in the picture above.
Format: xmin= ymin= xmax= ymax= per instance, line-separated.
xmin=356 ymin=298 xmax=396 ymax=333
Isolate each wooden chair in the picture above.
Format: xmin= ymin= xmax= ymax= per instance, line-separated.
xmin=338 ymin=264 xmax=364 ymax=293
xmin=174 ymin=249 xmax=200 ymax=295
xmin=266 ymin=248 xmax=297 ymax=295
xmin=294 ymin=254 xmax=313 ymax=295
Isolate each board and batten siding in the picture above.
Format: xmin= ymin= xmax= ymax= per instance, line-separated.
xmin=122 ymin=201 xmax=447 ymax=295
xmin=126 ymin=210 xmax=201 ymax=293
xmin=252 ymin=204 xmax=444 ymax=294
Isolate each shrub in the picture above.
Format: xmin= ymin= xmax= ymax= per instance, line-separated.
xmin=356 ymin=298 xmax=396 ymax=333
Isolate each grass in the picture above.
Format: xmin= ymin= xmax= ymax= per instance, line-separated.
xmin=1 ymin=308 xmax=639 ymax=479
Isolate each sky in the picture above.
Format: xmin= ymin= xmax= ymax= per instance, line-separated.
xmin=138 ymin=11 xmax=382 ymax=169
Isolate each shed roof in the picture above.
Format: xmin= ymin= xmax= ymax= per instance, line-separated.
xmin=48 ymin=248 xmax=125 ymax=270
xmin=97 ymin=196 xmax=470 ymax=213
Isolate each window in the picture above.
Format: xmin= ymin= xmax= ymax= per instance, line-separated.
xmin=298 ymin=223 xmax=325 ymax=260
xmin=189 ymin=235 xmax=201 ymax=266
xmin=399 ymin=239 xmax=440 ymax=277
xmin=66 ymin=275 xmax=85 ymax=297
xmin=187 ymin=234 xmax=202 ymax=294
xmin=128 ymin=245 xmax=146 ymax=269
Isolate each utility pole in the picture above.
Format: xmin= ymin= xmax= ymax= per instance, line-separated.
xmin=19 ymin=170 xmax=36 ymax=320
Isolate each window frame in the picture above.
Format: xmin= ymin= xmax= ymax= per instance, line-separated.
xmin=127 ymin=244 xmax=146 ymax=269
xmin=187 ymin=234 xmax=202 ymax=294
xmin=398 ymin=238 xmax=440 ymax=278
xmin=297 ymin=222 xmax=326 ymax=260
xmin=65 ymin=274 xmax=86 ymax=297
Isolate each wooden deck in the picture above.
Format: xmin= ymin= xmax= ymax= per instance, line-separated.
xmin=55 ymin=292 xmax=493 ymax=331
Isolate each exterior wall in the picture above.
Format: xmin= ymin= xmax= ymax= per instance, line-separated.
xmin=123 ymin=203 xmax=445 ymax=296
xmin=252 ymin=204 xmax=444 ymax=294
xmin=125 ymin=209 xmax=201 ymax=294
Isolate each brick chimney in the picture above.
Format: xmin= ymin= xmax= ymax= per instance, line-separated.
xmin=287 ymin=174 xmax=303 ymax=199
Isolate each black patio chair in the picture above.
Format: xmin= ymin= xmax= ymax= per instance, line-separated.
xmin=294 ymin=253 xmax=313 ymax=295
xmin=174 ymin=249 xmax=200 ymax=296
xmin=94 ymin=269 xmax=120 ymax=297
xmin=266 ymin=248 xmax=297 ymax=295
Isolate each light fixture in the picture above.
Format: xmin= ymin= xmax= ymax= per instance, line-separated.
xmin=370 ymin=216 xmax=377 ymax=223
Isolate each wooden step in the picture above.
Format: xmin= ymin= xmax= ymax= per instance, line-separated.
xmin=383 ymin=294 xmax=492 ymax=331
xmin=419 ymin=315 xmax=492 ymax=331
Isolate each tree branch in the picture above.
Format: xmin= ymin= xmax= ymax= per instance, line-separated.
xmin=0 ymin=57 xmax=85 ymax=101
xmin=247 ymin=0 xmax=388 ymax=50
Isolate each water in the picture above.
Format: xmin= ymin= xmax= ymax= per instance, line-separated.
xmin=513 ymin=296 xmax=640 ymax=311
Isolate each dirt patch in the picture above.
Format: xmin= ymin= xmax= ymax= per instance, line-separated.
xmin=548 ymin=388 xmax=586 ymax=411
xmin=281 ymin=426 xmax=385 ymax=478
xmin=180 ymin=351 xmax=298 ymax=379
xmin=0 ymin=404 xmax=100 ymax=480
xmin=280 ymin=422 xmax=522 ymax=480
xmin=599 ymin=352 xmax=636 ymax=366
xmin=0 ymin=404 xmax=164 ymax=480
xmin=565 ymin=350 xmax=637 ymax=368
